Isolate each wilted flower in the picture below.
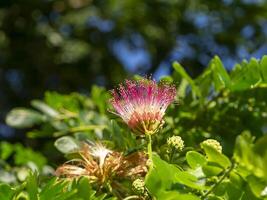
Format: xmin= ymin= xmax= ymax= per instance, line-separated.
xmin=90 ymin=143 xmax=112 ymax=169
xmin=55 ymin=143 xmax=148 ymax=186
xmin=110 ymin=78 xmax=176 ymax=135
xmin=167 ymin=135 xmax=184 ymax=151
xmin=201 ymin=139 xmax=222 ymax=153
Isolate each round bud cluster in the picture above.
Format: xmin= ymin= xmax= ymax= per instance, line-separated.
xmin=167 ymin=136 xmax=184 ymax=151
xmin=202 ymin=139 xmax=222 ymax=153
xmin=132 ymin=178 xmax=145 ymax=195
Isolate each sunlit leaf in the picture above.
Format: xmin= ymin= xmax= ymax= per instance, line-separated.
xmin=173 ymin=62 xmax=201 ymax=99
xmin=31 ymin=100 xmax=60 ymax=118
xmin=54 ymin=136 xmax=80 ymax=154
xmin=186 ymin=151 xmax=207 ymax=169
xmin=6 ymin=108 xmax=44 ymax=128
xmin=0 ymin=184 xmax=15 ymax=200
xmin=202 ymin=144 xmax=231 ymax=169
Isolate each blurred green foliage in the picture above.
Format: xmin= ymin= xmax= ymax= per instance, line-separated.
xmin=1 ymin=56 xmax=267 ymax=199
xmin=2 ymin=0 xmax=267 ymax=125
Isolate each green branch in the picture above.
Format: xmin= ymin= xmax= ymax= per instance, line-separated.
xmin=201 ymin=162 xmax=235 ymax=199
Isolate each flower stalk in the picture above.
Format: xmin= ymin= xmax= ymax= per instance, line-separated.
xmin=147 ymin=134 xmax=153 ymax=163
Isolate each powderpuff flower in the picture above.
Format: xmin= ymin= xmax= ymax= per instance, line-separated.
xmin=110 ymin=78 xmax=176 ymax=135
xmin=55 ymin=143 xmax=148 ymax=186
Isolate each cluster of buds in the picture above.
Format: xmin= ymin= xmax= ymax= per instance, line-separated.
xmin=132 ymin=178 xmax=145 ymax=195
xmin=201 ymin=139 xmax=222 ymax=153
xmin=55 ymin=143 xmax=148 ymax=186
xmin=167 ymin=135 xmax=184 ymax=152
xmin=132 ymin=178 xmax=149 ymax=199
xmin=110 ymin=78 xmax=176 ymax=135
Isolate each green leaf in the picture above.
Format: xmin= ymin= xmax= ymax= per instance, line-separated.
xmin=73 ymin=177 xmax=96 ymax=199
xmin=70 ymin=177 xmax=99 ymax=200
xmin=175 ymin=171 xmax=205 ymax=190
xmin=254 ymin=134 xmax=267 ymax=156
xmin=186 ymin=151 xmax=207 ymax=169
xmin=173 ymin=62 xmax=201 ymax=98
xmin=70 ymin=177 xmax=113 ymax=200
xmin=106 ymin=120 xmax=137 ymax=151
xmin=202 ymin=144 xmax=231 ymax=169
xmin=44 ymin=91 xmax=84 ymax=112
xmin=260 ymin=55 xmax=267 ymax=81
xmin=5 ymin=108 xmax=44 ymax=128
xmin=91 ymin=85 xmax=109 ymax=114
xmin=145 ymin=154 xmax=180 ymax=196
xmin=54 ymin=136 xmax=80 ymax=154
xmin=247 ymin=175 xmax=267 ymax=198
xmin=157 ymin=191 xmax=201 ymax=200
xmin=230 ymin=58 xmax=262 ymax=91
xmin=31 ymin=100 xmax=60 ymax=118
xmin=233 ymin=132 xmax=266 ymax=179
xmin=26 ymin=172 xmax=38 ymax=200
xmin=0 ymin=184 xmax=15 ymax=200
xmin=194 ymin=69 xmax=213 ymax=98
xmin=202 ymin=165 xmax=223 ymax=177
xmin=177 ymin=78 xmax=190 ymax=99
xmin=206 ymin=196 xmax=224 ymax=200
xmin=14 ymin=143 xmax=47 ymax=169
xmin=210 ymin=56 xmax=231 ymax=91
xmin=159 ymin=75 xmax=174 ymax=83
xmin=0 ymin=142 xmax=14 ymax=160
xmin=229 ymin=171 xmax=244 ymax=189
xmin=234 ymin=132 xmax=255 ymax=164
xmin=213 ymin=180 xmax=244 ymax=200
xmin=39 ymin=178 xmax=76 ymax=200
xmin=145 ymin=154 xmax=203 ymax=199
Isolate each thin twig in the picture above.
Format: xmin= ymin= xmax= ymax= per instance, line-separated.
xmin=201 ymin=162 xmax=235 ymax=199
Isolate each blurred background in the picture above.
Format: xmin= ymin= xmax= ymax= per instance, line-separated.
xmin=1 ymin=0 xmax=267 ymax=139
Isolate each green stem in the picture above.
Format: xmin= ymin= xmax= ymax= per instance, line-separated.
xmin=147 ymin=134 xmax=153 ymax=162
xmin=169 ymin=148 xmax=176 ymax=163
xmin=201 ymin=163 xmax=235 ymax=199
xmin=123 ymin=195 xmax=140 ymax=200
xmin=69 ymin=125 xmax=106 ymax=132
xmin=13 ymin=182 xmax=27 ymax=199
xmin=106 ymin=182 xmax=123 ymax=199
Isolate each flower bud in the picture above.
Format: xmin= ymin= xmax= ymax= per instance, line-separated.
xmin=201 ymin=139 xmax=222 ymax=153
xmin=132 ymin=178 xmax=145 ymax=195
xmin=167 ymin=136 xmax=184 ymax=151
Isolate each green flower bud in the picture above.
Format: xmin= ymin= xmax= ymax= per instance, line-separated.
xmin=167 ymin=136 xmax=184 ymax=151
xmin=202 ymin=139 xmax=222 ymax=153
xmin=132 ymin=178 xmax=145 ymax=195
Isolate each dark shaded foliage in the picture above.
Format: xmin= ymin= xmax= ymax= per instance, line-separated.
xmin=1 ymin=1 xmax=267 ymax=139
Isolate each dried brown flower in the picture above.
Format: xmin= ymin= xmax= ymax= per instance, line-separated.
xmin=55 ymin=143 xmax=148 ymax=186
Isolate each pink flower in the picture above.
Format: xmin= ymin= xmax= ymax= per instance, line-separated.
xmin=110 ymin=78 xmax=176 ymax=135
